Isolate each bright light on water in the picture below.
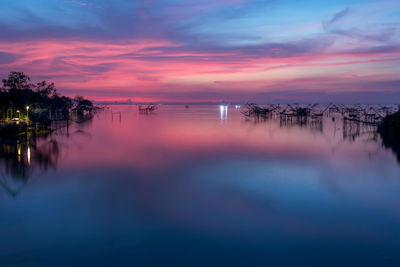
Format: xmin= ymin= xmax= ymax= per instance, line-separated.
xmin=220 ymin=105 xmax=228 ymax=121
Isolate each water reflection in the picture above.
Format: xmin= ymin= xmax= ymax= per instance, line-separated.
xmin=279 ymin=114 xmax=323 ymax=132
xmin=0 ymin=132 xmax=60 ymax=196
xmin=243 ymin=105 xmax=390 ymax=151
xmin=380 ymin=126 xmax=400 ymax=163
xmin=0 ymin=117 xmax=95 ymax=197
xmin=220 ymin=105 xmax=228 ymax=122
xmin=0 ymin=105 xmax=398 ymax=199
xmin=0 ymin=105 xmax=400 ymax=266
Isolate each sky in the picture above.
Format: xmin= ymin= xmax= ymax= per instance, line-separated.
xmin=0 ymin=0 xmax=399 ymax=103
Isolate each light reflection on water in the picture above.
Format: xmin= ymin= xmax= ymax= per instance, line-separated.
xmin=0 ymin=105 xmax=400 ymax=266
xmin=220 ymin=105 xmax=228 ymax=122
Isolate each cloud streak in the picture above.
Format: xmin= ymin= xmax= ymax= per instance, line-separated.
xmin=323 ymin=8 xmax=350 ymax=29
xmin=0 ymin=0 xmax=399 ymax=102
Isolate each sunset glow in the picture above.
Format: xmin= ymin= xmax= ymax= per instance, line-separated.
xmin=1 ymin=0 xmax=399 ymax=102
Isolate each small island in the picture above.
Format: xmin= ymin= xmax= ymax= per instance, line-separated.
xmin=0 ymin=71 xmax=94 ymax=135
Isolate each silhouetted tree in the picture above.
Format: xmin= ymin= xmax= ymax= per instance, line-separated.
xmin=0 ymin=71 xmax=93 ymax=124
xmin=74 ymin=95 xmax=94 ymax=116
xmin=35 ymin=80 xmax=57 ymax=97
xmin=2 ymin=71 xmax=31 ymax=91
xmin=379 ymin=111 xmax=400 ymax=162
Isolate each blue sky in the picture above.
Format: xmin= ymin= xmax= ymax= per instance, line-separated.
xmin=0 ymin=0 xmax=399 ymax=102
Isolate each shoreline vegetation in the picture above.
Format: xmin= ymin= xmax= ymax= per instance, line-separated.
xmin=378 ymin=110 xmax=400 ymax=162
xmin=0 ymin=71 xmax=97 ymax=136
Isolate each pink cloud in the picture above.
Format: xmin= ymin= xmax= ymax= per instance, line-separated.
xmin=0 ymin=38 xmax=399 ymax=102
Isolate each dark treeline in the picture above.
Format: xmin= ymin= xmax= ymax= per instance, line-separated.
xmin=379 ymin=110 xmax=400 ymax=162
xmin=0 ymin=71 xmax=93 ymax=125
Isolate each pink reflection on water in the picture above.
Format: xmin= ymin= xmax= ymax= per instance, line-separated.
xmin=1 ymin=105 xmax=400 ymax=259
xmin=57 ymin=105 xmax=396 ymax=176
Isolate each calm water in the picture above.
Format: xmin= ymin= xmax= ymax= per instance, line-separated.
xmin=1 ymin=105 xmax=400 ymax=266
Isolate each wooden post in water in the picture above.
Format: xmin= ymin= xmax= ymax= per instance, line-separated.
xmin=112 ymin=112 xmax=121 ymax=122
